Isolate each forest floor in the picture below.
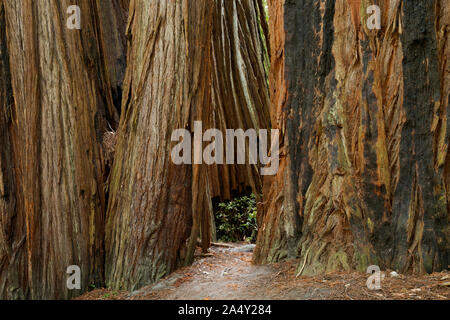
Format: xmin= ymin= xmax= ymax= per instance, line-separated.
xmin=78 ymin=243 xmax=450 ymax=300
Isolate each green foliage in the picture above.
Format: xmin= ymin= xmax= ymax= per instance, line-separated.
xmin=215 ymin=194 xmax=258 ymax=243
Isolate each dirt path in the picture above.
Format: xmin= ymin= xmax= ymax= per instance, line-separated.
xmin=78 ymin=243 xmax=450 ymax=300
xmin=130 ymin=244 xmax=292 ymax=300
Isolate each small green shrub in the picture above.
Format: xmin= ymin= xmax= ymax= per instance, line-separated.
xmin=215 ymin=194 xmax=258 ymax=243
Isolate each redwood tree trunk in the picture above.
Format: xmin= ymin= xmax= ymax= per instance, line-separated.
xmin=1 ymin=0 xmax=271 ymax=298
xmin=105 ymin=0 xmax=214 ymax=291
xmin=0 ymin=0 xmax=123 ymax=299
xmin=255 ymin=0 xmax=450 ymax=275
xmin=105 ymin=0 xmax=271 ymax=291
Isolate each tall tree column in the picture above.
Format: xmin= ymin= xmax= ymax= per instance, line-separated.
xmin=255 ymin=0 xmax=450 ymax=275
xmin=105 ymin=0 xmax=214 ymax=291
xmin=0 ymin=0 xmax=118 ymax=299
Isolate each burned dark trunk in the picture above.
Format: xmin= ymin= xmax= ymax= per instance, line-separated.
xmin=255 ymin=0 xmax=450 ymax=275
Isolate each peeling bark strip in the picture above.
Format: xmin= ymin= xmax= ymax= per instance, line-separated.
xmin=105 ymin=0 xmax=214 ymax=291
xmin=0 ymin=0 xmax=122 ymax=299
xmin=255 ymin=0 xmax=450 ymax=275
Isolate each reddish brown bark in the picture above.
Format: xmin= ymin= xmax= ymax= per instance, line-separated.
xmin=105 ymin=0 xmax=214 ymax=291
xmin=0 ymin=0 xmax=124 ymax=299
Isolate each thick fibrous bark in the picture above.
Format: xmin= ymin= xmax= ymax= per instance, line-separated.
xmin=255 ymin=0 xmax=450 ymax=275
xmin=1 ymin=0 xmax=270 ymax=298
xmin=105 ymin=0 xmax=213 ymax=291
xmin=0 ymin=2 xmax=23 ymax=300
xmin=0 ymin=0 xmax=121 ymax=299
xmin=209 ymin=0 xmax=271 ymax=201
